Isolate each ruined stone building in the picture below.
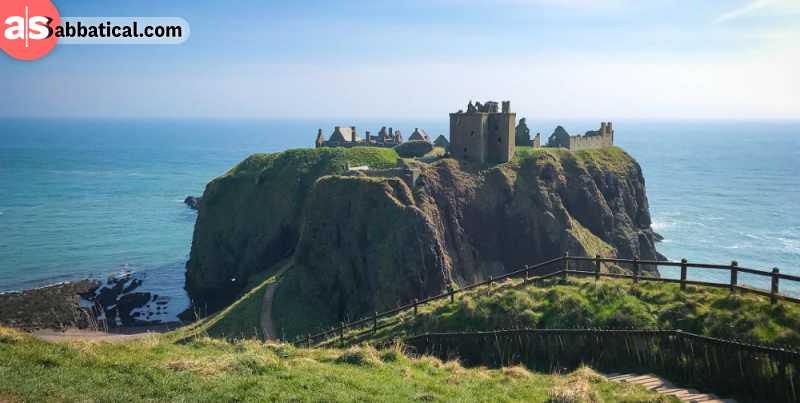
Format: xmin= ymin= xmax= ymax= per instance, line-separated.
xmin=316 ymin=126 xmax=403 ymax=148
xmin=545 ymin=122 xmax=614 ymax=150
xmin=408 ymin=128 xmax=431 ymax=142
xmin=514 ymin=118 xmax=541 ymax=147
xmin=449 ymin=100 xmax=516 ymax=164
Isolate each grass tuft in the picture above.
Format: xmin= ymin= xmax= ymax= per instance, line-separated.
xmin=335 ymin=346 xmax=383 ymax=367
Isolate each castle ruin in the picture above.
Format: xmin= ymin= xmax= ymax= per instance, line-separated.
xmin=449 ymin=100 xmax=516 ymax=164
xmin=546 ymin=122 xmax=614 ymax=150
xmin=314 ymin=102 xmax=614 ymax=156
xmin=316 ymin=125 xmax=405 ymax=148
xmin=514 ymin=118 xmax=541 ymax=147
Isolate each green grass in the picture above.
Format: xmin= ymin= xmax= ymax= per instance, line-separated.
xmin=0 ymin=328 xmax=673 ymax=402
xmin=223 ymin=147 xmax=400 ymax=179
xmin=513 ymin=146 xmax=635 ymax=176
xmin=325 ymin=277 xmax=800 ymax=347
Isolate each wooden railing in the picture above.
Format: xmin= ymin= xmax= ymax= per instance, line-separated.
xmin=296 ymin=254 xmax=799 ymax=346
xmin=404 ymin=329 xmax=800 ymax=403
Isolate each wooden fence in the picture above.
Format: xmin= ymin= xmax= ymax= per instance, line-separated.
xmin=404 ymin=329 xmax=800 ymax=403
xmin=298 ymin=254 xmax=799 ymax=346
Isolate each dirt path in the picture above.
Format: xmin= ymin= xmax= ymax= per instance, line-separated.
xmin=32 ymin=322 xmax=181 ymax=343
xmin=260 ymin=263 xmax=291 ymax=340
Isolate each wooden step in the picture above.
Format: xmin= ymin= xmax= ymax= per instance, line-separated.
xmin=601 ymin=372 xmax=737 ymax=403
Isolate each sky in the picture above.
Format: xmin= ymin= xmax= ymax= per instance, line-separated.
xmin=1 ymin=0 xmax=799 ymax=120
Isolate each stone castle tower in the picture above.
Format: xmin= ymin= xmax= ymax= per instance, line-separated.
xmin=450 ymin=100 xmax=516 ymax=164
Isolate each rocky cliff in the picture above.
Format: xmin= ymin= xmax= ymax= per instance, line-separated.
xmin=185 ymin=147 xmax=400 ymax=312
xmin=186 ymin=146 xmax=662 ymax=334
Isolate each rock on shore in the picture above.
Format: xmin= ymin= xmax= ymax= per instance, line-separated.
xmin=0 ymin=280 xmax=99 ymax=330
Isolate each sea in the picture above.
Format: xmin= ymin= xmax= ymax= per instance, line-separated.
xmin=1 ymin=119 xmax=798 ymax=319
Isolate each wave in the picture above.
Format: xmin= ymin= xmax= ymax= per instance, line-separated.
xmin=651 ymin=219 xmax=675 ymax=231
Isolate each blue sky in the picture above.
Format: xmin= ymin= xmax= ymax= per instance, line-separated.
xmin=2 ymin=0 xmax=799 ymax=119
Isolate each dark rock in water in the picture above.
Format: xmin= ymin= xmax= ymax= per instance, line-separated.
xmin=0 ymin=280 xmax=99 ymax=330
xmin=116 ymin=292 xmax=152 ymax=326
xmin=184 ymin=196 xmax=202 ymax=210
xmin=653 ymin=231 xmax=664 ymax=242
xmin=91 ymin=273 xmax=156 ymax=328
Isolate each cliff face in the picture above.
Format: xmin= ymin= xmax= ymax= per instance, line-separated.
xmin=273 ymin=147 xmax=661 ymax=336
xmin=185 ymin=148 xmax=400 ymax=311
xmin=187 ymin=146 xmax=662 ymax=334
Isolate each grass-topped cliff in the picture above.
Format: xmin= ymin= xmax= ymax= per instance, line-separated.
xmin=186 ymin=146 xmax=663 ymax=337
xmin=186 ymin=147 xmax=400 ymax=312
xmin=271 ymin=146 xmax=662 ymax=338
xmin=0 ymin=327 xmax=673 ymax=402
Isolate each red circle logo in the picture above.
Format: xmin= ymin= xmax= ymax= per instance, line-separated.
xmin=0 ymin=0 xmax=60 ymax=61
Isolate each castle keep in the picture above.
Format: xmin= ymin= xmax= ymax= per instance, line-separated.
xmin=450 ymin=101 xmax=516 ymax=164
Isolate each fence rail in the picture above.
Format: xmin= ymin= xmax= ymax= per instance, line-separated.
xmin=404 ymin=329 xmax=800 ymax=403
xmin=297 ymin=254 xmax=799 ymax=346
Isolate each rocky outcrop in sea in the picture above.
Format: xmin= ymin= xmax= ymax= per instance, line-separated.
xmin=185 ymin=147 xmax=664 ymax=333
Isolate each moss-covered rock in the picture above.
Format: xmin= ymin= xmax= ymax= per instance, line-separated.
xmin=185 ymin=147 xmax=399 ymax=311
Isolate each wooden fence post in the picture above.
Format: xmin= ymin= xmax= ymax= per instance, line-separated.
xmin=306 ymin=334 xmax=311 ymax=348
xmin=450 ymin=288 xmax=455 ymax=304
xmin=594 ymin=255 xmax=601 ymax=281
xmin=730 ymin=261 xmax=738 ymax=292
xmin=524 ymin=265 xmax=530 ymax=282
xmin=771 ymin=268 xmax=780 ymax=304
xmin=563 ymin=252 xmax=569 ymax=281
xmin=373 ymin=312 xmax=378 ymax=334
xmin=414 ymin=298 xmax=419 ymax=315
xmin=488 ymin=276 xmax=493 ymax=295
xmin=633 ymin=257 xmax=640 ymax=284
xmin=680 ymin=259 xmax=688 ymax=291
xmin=339 ymin=323 xmax=344 ymax=347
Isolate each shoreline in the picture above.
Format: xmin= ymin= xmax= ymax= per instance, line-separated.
xmin=0 ymin=271 xmax=191 ymax=332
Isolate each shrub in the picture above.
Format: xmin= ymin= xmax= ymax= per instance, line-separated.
xmin=394 ymin=141 xmax=433 ymax=158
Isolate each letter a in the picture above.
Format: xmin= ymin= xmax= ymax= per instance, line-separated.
xmin=4 ymin=16 xmax=25 ymax=40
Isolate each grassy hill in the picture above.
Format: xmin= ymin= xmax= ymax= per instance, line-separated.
xmin=0 ymin=327 xmax=673 ymax=402
xmin=316 ymin=277 xmax=800 ymax=347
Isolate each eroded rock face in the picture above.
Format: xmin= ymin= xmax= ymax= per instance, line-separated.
xmin=289 ymin=176 xmax=449 ymax=321
xmin=276 ymin=148 xmax=662 ymax=332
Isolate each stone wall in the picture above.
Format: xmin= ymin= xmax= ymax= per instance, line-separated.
xmin=486 ymin=113 xmax=516 ymax=163
xmin=568 ymin=133 xmax=613 ymax=150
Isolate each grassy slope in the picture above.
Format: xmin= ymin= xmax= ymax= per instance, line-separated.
xmin=514 ymin=146 xmax=635 ymax=176
xmin=327 ymin=277 xmax=800 ymax=347
xmin=0 ymin=327 xmax=673 ymax=403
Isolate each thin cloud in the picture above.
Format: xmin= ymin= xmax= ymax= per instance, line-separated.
xmin=714 ymin=0 xmax=800 ymax=24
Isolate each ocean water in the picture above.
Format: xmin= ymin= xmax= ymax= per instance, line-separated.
xmin=1 ymin=119 xmax=798 ymax=312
